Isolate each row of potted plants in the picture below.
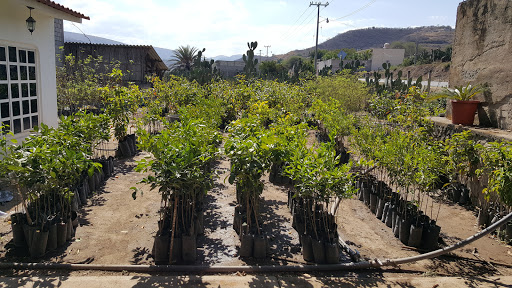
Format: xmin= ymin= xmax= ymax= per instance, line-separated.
xmin=1 ymin=111 xmax=111 ymax=257
xmin=223 ymin=103 xmax=357 ymax=263
xmin=224 ymin=114 xmax=274 ymax=259
xmin=351 ymin=86 xmax=512 ymax=244
xmin=135 ymin=112 xmax=220 ymax=264
xmin=285 ymin=139 xmax=356 ymax=263
xmin=355 ymin=175 xmax=441 ymax=250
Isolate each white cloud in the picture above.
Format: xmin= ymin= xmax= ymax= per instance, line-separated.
xmin=58 ymin=0 xmax=459 ymax=57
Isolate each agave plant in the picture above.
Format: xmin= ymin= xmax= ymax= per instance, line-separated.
xmin=431 ymin=83 xmax=484 ymax=101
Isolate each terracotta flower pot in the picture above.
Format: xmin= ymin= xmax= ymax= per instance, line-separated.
xmin=451 ymin=100 xmax=479 ymax=125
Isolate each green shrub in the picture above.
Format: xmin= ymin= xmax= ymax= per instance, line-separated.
xmin=307 ymin=72 xmax=369 ymax=112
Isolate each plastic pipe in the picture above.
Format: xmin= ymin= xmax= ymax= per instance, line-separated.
xmin=374 ymin=211 xmax=512 ymax=267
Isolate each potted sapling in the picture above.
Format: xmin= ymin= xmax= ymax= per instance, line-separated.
xmin=225 ymin=116 xmax=273 ymax=259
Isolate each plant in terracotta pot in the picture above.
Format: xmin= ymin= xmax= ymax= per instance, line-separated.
xmin=431 ymin=83 xmax=484 ymax=125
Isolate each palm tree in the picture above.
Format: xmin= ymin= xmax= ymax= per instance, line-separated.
xmin=171 ymin=45 xmax=199 ymax=71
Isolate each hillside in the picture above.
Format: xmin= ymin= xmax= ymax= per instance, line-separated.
xmin=278 ymin=26 xmax=454 ymax=59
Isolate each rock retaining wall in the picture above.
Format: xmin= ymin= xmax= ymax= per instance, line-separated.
xmin=449 ymin=0 xmax=512 ymax=129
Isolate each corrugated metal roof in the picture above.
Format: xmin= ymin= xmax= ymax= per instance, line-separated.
xmin=66 ymin=42 xmax=152 ymax=48
xmin=35 ymin=0 xmax=90 ymax=20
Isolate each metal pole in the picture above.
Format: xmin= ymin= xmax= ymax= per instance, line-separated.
xmin=310 ymin=2 xmax=328 ymax=76
xmin=314 ymin=5 xmax=320 ymax=76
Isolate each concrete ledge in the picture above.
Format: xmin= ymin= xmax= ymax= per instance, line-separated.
xmin=430 ymin=116 xmax=512 ymax=142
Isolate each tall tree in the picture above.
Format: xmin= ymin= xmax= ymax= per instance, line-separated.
xmin=171 ymin=45 xmax=199 ymax=71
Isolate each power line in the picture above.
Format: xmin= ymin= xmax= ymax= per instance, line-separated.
xmin=279 ymin=6 xmax=314 ymax=41
xmin=277 ymin=1 xmax=333 ymax=54
xmin=71 ymin=23 xmax=92 ymax=44
xmin=280 ymin=7 xmax=317 ymax=42
xmin=329 ymin=0 xmax=377 ymax=22
xmin=279 ymin=6 xmax=310 ymax=38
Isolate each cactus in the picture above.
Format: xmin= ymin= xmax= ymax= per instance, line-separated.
xmin=243 ymin=41 xmax=259 ymax=78
xmin=319 ymin=65 xmax=332 ymax=76
xmin=340 ymin=60 xmax=362 ymax=73
xmin=368 ymin=62 xmax=423 ymax=95
xmin=189 ymin=48 xmax=219 ymax=84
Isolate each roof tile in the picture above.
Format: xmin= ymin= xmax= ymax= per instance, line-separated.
xmin=35 ymin=0 xmax=90 ymax=20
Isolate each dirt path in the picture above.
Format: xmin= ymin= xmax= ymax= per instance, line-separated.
xmin=337 ymin=195 xmax=512 ymax=277
xmin=1 ymin=149 xmax=309 ymax=266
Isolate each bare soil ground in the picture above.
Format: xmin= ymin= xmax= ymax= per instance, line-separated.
xmin=1 ymin=132 xmax=511 ymax=283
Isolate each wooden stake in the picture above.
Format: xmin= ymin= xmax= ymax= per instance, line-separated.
xmin=169 ymin=194 xmax=178 ymax=264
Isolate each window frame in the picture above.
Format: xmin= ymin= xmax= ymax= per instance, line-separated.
xmin=0 ymin=44 xmax=39 ymax=135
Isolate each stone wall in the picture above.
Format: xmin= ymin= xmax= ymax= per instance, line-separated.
xmin=449 ymin=0 xmax=512 ymax=129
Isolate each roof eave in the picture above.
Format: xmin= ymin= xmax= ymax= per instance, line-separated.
xmin=19 ymin=0 xmax=89 ymax=23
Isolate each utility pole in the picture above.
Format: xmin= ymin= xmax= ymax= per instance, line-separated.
xmin=310 ymin=1 xmax=329 ymax=76
xmin=264 ymin=45 xmax=271 ymax=58
xmin=414 ymin=41 xmax=419 ymax=64
xmin=259 ymin=49 xmax=262 ymax=62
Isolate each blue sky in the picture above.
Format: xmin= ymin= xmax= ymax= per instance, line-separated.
xmin=59 ymin=0 xmax=461 ymax=57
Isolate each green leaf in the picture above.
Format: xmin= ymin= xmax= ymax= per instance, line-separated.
xmin=130 ymin=187 xmax=138 ymax=200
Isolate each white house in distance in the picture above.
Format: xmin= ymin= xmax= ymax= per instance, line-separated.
xmin=0 ymin=0 xmax=88 ymax=140
xmin=316 ymin=43 xmax=405 ymax=74
xmin=371 ymin=43 xmax=405 ymax=71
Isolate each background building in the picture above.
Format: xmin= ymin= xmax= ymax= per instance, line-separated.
xmin=63 ymin=42 xmax=167 ymax=87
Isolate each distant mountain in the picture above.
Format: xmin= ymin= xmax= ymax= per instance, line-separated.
xmin=277 ymin=26 xmax=455 ymax=59
xmin=153 ymin=47 xmax=175 ymax=68
xmin=212 ymin=54 xmax=244 ymax=61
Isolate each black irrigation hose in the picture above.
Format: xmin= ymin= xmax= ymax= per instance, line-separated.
xmin=1 ymin=212 xmax=510 ymax=273
xmin=383 ymin=211 xmax=512 ymax=267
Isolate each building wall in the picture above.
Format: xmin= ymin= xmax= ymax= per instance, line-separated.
xmin=213 ymin=61 xmax=246 ymax=78
xmin=371 ymin=48 xmax=405 ymax=71
xmin=317 ymin=59 xmax=371 ymax=74
xmin=54 ymin=18 xmax=64 ymax=67
xmin=317 ymin=59 xmax=340 ymax=74
xmin=64 ymin=44 xmax=149 ymax=85
xmin=449 ymin=0 xmax=512 ymax=129
xmin=0 ymin=0 xmax=59 ymax=140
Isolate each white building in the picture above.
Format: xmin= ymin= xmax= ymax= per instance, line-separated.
xmin=0 ymin=0 xmax=88 ymax=140
xmin=371 ymin=48 xmax=405 ymax=71
xmin=316 ymin=59 xmax=372 ymax=74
